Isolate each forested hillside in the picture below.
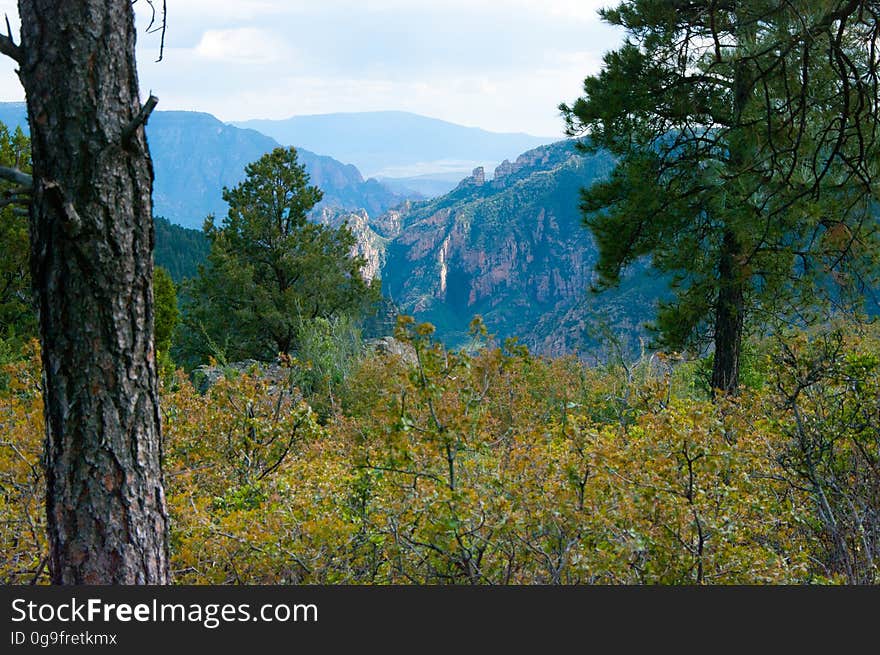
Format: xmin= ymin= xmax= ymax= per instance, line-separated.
xmin=153 ymin=217 xmax=209 ymax=282
xmin=152 ymin=134 xmax=877 ymax=358
xmin=148 ymin=136 xmax=667 ymax=355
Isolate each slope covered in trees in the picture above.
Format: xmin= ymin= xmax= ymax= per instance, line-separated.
xmin=148 ymin=137 xmax=668 ymax=358
xmin=153 ymin=217 xmax=210 ymax=283
xmin=0 ymin=123 xmax=33 ymax=354
xmin=151 ymin=135 xmax=877 ymax=361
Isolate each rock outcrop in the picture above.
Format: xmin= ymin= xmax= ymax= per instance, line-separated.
xmin=453 ymin=166 xmax=486 ymax=192
xmin=371 ymin=200 xmax=412 ymax=239
xmin=492 ymin=159 xmax=515 ymax=183
xmin=314 ymin=207 xmax=387 ymax=282
xmin=365 ymin=336 xmax=418 ymax=366
xmin=191 ymin=359 xmax=300 ymax=395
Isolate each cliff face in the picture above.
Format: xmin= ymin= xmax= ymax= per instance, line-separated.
xmin=314 ymin=207 xmax=387 ymax=283
xmin=376 ymin=140 xmax=661 ymax=353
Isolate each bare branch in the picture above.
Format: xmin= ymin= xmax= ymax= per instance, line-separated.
xmin=136 ymin=0 xmax=168 ymax=62
xmin=0 ymin=197 xmax=28 ymax=210
xmin=122 ymin=94 xmax=159 ymax=144
xmin=0 ymin=13 xmax=20 ymax=63
xmin=44 ymin=180 xmax=83 ymax=235
xmin=0 ymin=191 xmax=31 ymax=209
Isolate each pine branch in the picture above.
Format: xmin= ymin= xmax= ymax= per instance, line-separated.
xmin=0 ymin=165 xmax=32 ymax=188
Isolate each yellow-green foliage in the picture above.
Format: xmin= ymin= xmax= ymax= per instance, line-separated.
xmin=2 ymin=321 xmax=878 ymax=584
xmin=0 ymin=343 xmax=46 ymax=583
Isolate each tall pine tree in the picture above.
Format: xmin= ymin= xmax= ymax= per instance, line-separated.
xmin=562 ymin=0 xmax=879 ymax=394
xmin=0 ymin=1 xmax=171 ymax=583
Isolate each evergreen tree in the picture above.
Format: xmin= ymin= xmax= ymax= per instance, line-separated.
xmin=153 ymin=266 xmax=179 ymax=355
xmin=0 ymin=122 xmax=33 ymax=352
xmin=179 ymin=147 xmax=380 ymax=365
xmin=562 ymin=1 xmax=879 ymax=394
xmin=153 ymin=265 xmax=179 ymax=383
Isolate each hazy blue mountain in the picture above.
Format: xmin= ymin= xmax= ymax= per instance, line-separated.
xmin=0 ymin=103 xmax=26 ymax=132
xmin=146 ymin=111 xmax=281 ymax=228
xmin=0 ymin=103 xmax=407 ymax=229
xmin=233 ymin=111 xmax=555 ymax=179
xmin=149 ymin=111 xmax=409 ymax=229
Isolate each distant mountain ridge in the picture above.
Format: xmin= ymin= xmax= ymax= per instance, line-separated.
xmin=0 ymin=103 xmax=407 ymax=229
xmin=233 ymin=111 xmax=555 ymax=179
xmin=148 ymin=111 xmax=408 ymax=228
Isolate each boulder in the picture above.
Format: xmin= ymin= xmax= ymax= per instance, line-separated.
xmin=190 ymin=359 xmax=298 ymax=395
xmin=365 ymin=336 xmax=418 ymax=366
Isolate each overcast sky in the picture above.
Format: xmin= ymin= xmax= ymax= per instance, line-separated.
xmin=0 ymin=1 xmax=622 ymax=136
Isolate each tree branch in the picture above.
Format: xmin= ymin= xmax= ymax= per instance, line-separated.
xmin=0 ymin=14 xmax=20 ymax=63
xmin=44 ymin=180 xmax=83 ymax=236
xmin=122 ymin=94 xmax=158 ymax=144
xmin=0 ymin=194 xmax=31 ymax=209
xmin=0 ymin=165 xmax=32 ymax=188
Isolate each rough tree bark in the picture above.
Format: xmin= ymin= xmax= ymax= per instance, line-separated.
xmin=9 ymin=1 xmax=170 ymax=583
xmin=710 ymin=228 xmax=745 ymax=395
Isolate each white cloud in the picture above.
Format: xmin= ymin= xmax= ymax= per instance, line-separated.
xmin=194 ymin=28 xmax=294 ymax=65
xmin=280 ymin=0 xmax=608 ymax=22
xmin=172 ymin=60 xmax=599 ymax=138
xmin=0 ymin=0 xmax=623 ymax=135
xmin=521 ymin=0 xmax=610 ymax=21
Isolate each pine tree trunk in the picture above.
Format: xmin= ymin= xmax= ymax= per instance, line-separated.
xmin=17 ymin=1 xmax=170 ymax=584
xmin=710 ymin=229 xmax=745 ymax=395
xmin=710 ymin=11 xmax=751 ymax=397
